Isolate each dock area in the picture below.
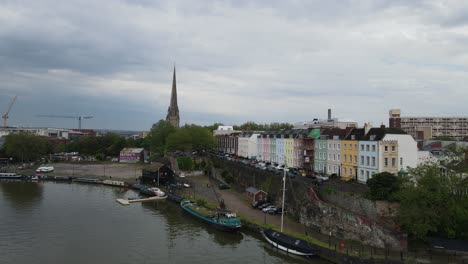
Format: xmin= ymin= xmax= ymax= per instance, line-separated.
xmin=116 ymin=196 xmax=167 ymax=205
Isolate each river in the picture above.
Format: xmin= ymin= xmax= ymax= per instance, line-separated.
xmin=0 ymin=181 xmax=329 ymax=264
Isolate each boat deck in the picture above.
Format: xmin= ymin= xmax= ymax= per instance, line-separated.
xmin=116 ymin=196 xmax=167 ymax=205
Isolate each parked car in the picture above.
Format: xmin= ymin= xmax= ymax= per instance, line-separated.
xmin=270 ymin=207 xmax=285 ymax=215
xmin=258 ymin=202 xmax=271 ymax=210
xmin=316 ymin=175 xmax=329 ymax=181
xmin=263 ymin=205 xmax=277 ymax=213
xmin=218 ymin=183 xmax=230 ymax=189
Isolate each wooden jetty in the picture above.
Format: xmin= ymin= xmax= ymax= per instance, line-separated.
xmin=116 ymin=196 xmax=167 ymax=205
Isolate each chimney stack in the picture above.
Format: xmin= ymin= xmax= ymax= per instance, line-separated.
xmin=328 ymin=109 xmax=332 ymax=121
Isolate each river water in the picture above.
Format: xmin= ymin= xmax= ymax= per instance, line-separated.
xmin=0 ymin=181 xmax=329 ymax=264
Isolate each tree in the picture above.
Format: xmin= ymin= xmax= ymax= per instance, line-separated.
xmin=3 ymin=132 xmax=51 ymax=162
xmin=233 ymin=121 xmax=293 ymax=131
xmin=149 ymin=120 xmax=176 ymax=155
xmin=396 ymin=163 xmax=468 ymax=240
xmin=166 ymin=125 xmax=215 ymax=152
xmin=366 ymin=172 xmax=401 ymax=201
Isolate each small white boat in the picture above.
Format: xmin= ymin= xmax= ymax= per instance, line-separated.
xmin=36 ymin=166 xmax=54 ymax=173
xmin=102 ymin=180 xmax=126 ymax=187
xmin=139 ymin=187 xmax=165 ymax=197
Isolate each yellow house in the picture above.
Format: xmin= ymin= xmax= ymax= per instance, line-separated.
xmin=284 ymin=134 xmax=294 ymax=167
xmin=341 ymin=128 xmax=364 ymax=181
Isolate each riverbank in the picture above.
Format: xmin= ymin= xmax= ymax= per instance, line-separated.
xmin=17 ymin=163 xmax=464 ymax=263
xmin=19 ymin=162 xmax=150 ymax=182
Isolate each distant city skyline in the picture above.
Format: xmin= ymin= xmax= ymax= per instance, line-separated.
xmin=1 ymin=1 xmax=468 ymax=130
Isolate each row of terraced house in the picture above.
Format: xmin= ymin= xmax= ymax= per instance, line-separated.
xmin=214 ymin=123 xmax=419 ymax=184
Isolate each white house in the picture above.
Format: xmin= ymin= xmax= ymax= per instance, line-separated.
xmin=382 ymin=134 xmax=418 ymax=172
xmin=237 ymin=132 xmax=260 ymax=159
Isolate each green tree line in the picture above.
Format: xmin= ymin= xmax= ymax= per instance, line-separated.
xmin=367 ymin=151 xmax=468 ymax=241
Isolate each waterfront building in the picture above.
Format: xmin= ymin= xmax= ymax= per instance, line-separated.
xmin=303 ymin=129 xmax=319 ymax=172
xmin=314 ymin=137 xmax=328 ymax=174
xmin=237 ymin=132 xmax=260 ymax=159
xmin=293 ymin=130 xmax=308 ymax=168
xmin=341 ymin=128 xmax=365 ymax=181
xmin=119 ymin=148 xmax=148 ymax=163
xmin=216 ymin=132 xmax=240 ymax=155
xmin=269 ymin=132 xmax=277 ymax=164
xmin=358 ymin=140 xmax=379 ymax=184
xmin=357 ymin=125 xmax=416 ymax=183
xmin=260 ymin=134 xmax=270 ymax=162
xmin=389 ymin=109 xmax=468 ymax=140
xmin=284 ymin=131 xmax=294 ymax=167
xmin=276 ymin=132 xmax=285 ymax=165
xmin=166 ymin=67 xmax=180 ymax=128
xmin=378 ymin=140 xmax=399 ymax=175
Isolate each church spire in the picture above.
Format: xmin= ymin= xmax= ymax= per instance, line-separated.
xmin=166 ymin=66 xmax=180 ymax=128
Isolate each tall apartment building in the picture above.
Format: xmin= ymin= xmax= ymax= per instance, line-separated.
xmin=389 ymin=109 xmax=468 ymax=140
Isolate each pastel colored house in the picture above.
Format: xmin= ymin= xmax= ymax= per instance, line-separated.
xmin=378 ymin=140 xmax=399 ymax=175
xmin=341 ymin=128 xmax=364 ymax=181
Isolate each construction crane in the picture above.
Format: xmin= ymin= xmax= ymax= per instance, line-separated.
xmin=37 ymin=115 xmax=94 ymax=129
xmin=2 ymin=95 xmax=17 ymax=128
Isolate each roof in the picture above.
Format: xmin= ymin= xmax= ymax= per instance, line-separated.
xmin=319 ymin=127 xmax=352 ymax=140
xmin=345 ymin=128 xmax=365 ymax=140
xmin=246 ymin=186 xmax=267 ymax=194
xmin=120 ymin=147 xmax=145 ymax=154
xmin=363 ymin=127 xmax=407 ymax=141
xmin=144 ymin=163 xmax=171 ymax=171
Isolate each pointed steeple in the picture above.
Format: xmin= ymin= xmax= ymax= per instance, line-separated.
xmin=166 ymin=66 xmax=180 ymax=128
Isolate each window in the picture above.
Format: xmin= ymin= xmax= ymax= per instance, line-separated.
xmin=360 ymin=156 xmax=364 ymax=165
xmin=361 ymin=144 xmax=364 ymax=151
xmin=344 ymin=155 xmax=347 ymax=162
xmin=354 ymin=155 xmax=357 ymax=163
xmin=400 ymin=157 xmax=403 ymax=166
xmin=328 ymin=165 xmax=331 ymax=172
xmin=333 ymin=165 xmax=336 ymax=173
xmin=333 ymin=154 xmax=336 ymax=161
xmin=366 ymin=156 xmax=370 ymax=166
xmin=360 ymin=170 xmax=364 ymax=176
xmin=338 ymin=143 xmax=341 ymax=150
xmin=344 ymin=144 xmax=347 ymax=150
xmin=329 ymin=143 xmax=332 ymax=149
xmin=384 ymin=146 xmax=388 ymax=152
xmin=329 ymin=154 xmax=331 ymax=160
xmin=343 ymin=167 xmax=347 ymax=175
xmin=392 ymin=158 xmax=396 ymax=167
xmin=366 ymin=171 xmax=370 ymax=180
xmin=350 ymin=169 xmax=353 ymax=176
xmin=366 ymin=145 xmax=370 ymax=151
xmin=355 ymin=144 xmax=357 ymax=150
xmin=372 ymin=145 xmax=376 ymax=152
xmin=333 ymin=143 xmax=336 ymax=149
xmin=392 ymin=146 xmax=396 ymax=152
xmin=338 ymin=154 xmax=341 ymax=161
xmin=384 ymin=158 xmax=388 ymax=167
xmin=372 ymin=157 xmax=375 ymax=167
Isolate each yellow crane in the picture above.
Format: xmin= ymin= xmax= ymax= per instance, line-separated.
xmin=2 ymin=95 xmax=17 ymax=128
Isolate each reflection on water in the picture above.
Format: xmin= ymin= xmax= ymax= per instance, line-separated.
xmin=0 ymin=181 xmax=43 ymax=209
xmin=206 ymin=227 xmax=244 ymax=247
xmin=0 ymin=181 xmax=329 ymax=264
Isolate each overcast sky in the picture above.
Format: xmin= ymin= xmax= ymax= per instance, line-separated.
xmin=1 ymin=0 xmax=468 ymax=131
